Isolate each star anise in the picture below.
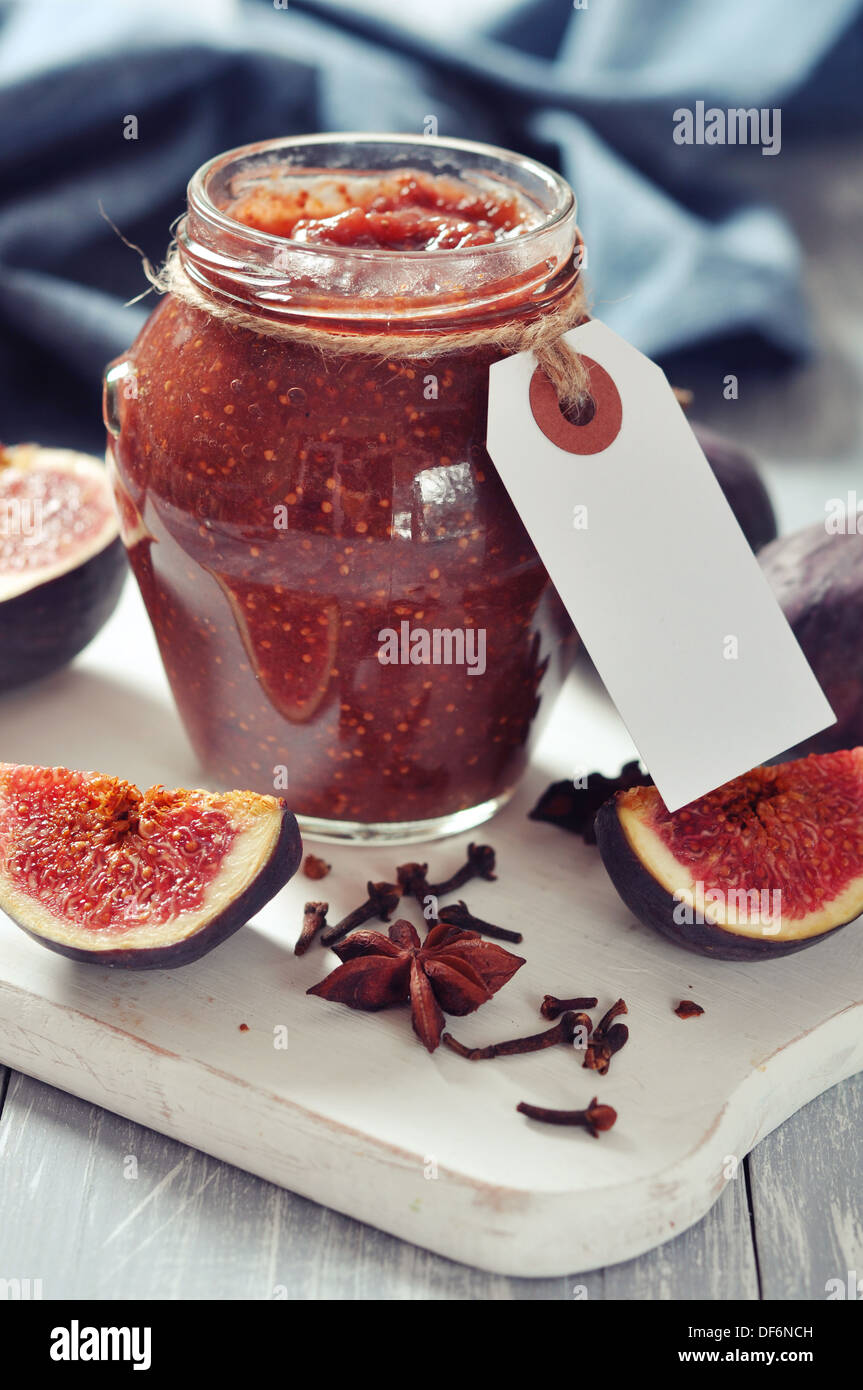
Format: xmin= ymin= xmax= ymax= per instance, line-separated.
xmin=529 ymin=761 xmax=653 ymax=845
xmin=307 ymin=918 xmax=525 ymax=1052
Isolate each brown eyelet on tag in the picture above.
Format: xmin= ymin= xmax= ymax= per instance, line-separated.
xmin=529 ymin=356 xmax=623 ymax=455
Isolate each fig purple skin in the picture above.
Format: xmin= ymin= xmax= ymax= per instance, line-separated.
xmin=0 ymin=446 xmax=127 ymax=692
xmin=692 ymin=422 xmax=778 ymax=553
xmin=0 ymin=538 xmax=126 ymax=693
xmin=761 ymin=523 xmax=863 ymax=758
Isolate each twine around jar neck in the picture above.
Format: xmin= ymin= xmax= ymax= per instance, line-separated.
xmin=148 ymin=245 xmax=592 ymax=412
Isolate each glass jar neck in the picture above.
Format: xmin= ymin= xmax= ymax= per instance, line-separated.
xmin=176 ymin=134 xmax=580 ymax=333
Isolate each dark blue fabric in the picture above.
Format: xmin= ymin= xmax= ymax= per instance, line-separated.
xmin=0 ymin=0 xmax=861 ymax=451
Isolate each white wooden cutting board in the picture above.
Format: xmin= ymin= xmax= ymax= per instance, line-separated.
xmin=0 ymin=581 xmax=861 ymax=1277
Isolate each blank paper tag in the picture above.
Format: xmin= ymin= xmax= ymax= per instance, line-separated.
xmin=487 ymin=319 xmax=835 ymax=811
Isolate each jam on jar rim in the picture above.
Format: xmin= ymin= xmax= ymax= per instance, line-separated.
xmin=177 ymin=133 xmax=580 ymax=331
xmin=224 ymin=168 xmax=543 ymax=251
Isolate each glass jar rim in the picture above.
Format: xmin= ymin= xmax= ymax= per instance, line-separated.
xmin=177 ymin=133 xmax=580 ymax=329
xmin=186 ymin=131 xmax=576 ymax=263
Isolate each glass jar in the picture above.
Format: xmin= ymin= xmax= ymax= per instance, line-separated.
xmin=104 ymin=135 xmax=580 ymax=843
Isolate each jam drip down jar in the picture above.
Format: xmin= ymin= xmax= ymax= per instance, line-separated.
xmin=104 ymin=135 xmax=580 ymax=843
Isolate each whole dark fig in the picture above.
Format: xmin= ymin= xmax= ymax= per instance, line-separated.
xmin=761 ymin=520 xmax=863 ymax=757
xmin=692 ymin=422 xmax=778 ymax=552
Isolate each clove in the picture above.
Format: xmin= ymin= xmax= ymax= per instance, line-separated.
xmin=540 ymin=993 xmax=599 ymax=1020
xmin=583 ymin=998 xmax=629 ymax=1075
xmin=319 ymin=880 xmax=400 ymax=948
xmin=437 ymin=900 xmax=522 ymax=945
xmin=517 ymin=1096 xmax=617 ymax=1137
xmin=295 ymin=902 xmax=328 ymax=957
xmin=396 ymin=861 xmax=435 ymax=918
xmin=429 ymin=842 xmax=497 ymax=896
xmin=443 ymin=1010 xmax=592 ymax=1061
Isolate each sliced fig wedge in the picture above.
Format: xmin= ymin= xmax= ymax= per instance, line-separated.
xmin=0 ymin=764 xmax=302 ymax=967
xmin=595 ymin=749 xmax=863 ymax=960
xmin=0 ymin=445 xmax=126 ymax=691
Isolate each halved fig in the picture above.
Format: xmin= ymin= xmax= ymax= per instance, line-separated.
xmin=595 ymin=749 xmax=863 ymax=960
xmin=0 ymin=764 xmax=302 ymax=967
xmin=0 ymin=445 xmax=127 ymax=691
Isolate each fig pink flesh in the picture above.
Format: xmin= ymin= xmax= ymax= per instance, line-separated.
xmin=0 ymin=764 xmax=302 ymax=967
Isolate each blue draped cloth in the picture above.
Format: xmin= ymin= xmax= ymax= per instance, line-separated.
xmin=0 ymin=0 xmax=861 ymax=449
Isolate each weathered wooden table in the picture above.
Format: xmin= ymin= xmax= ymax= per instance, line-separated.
xmin=1 ymin=140 xmax=862 ymax=1301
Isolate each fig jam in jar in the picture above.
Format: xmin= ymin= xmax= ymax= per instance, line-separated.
xmin=104 ymin=136 xmax=580 ymax=843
